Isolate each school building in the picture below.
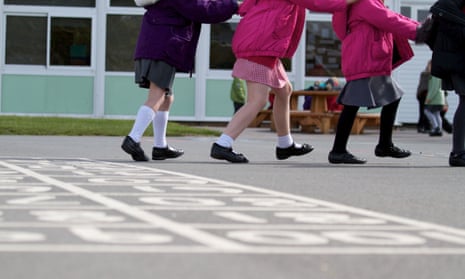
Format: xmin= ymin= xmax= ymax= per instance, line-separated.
xmin=0 ymin=0 xmax=449 ymax=124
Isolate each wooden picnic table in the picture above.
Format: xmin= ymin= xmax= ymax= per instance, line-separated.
xmin=251 ymin=89 xmax=379 ymax=134
xmin=285 ymin=90 xmax=340 ymax=133
xmin=251 ymin=90 xmax=340 ymax=133
xmin=290 ymin=90 xmax=340 ymax=112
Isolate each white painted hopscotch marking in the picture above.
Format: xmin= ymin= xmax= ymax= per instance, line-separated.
xmin=0 ymin=160 xmax=247 ymax=251
xmin=0 ymin=157 xmax=465 ymax=254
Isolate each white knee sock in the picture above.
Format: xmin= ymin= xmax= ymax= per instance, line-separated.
xmin=128 ymin=105 xmax=155 ymax=142
xmin=153 ymin=110 xmax=169 ymax=148
xmin=216 ymin=134 xmax=234 ymax=148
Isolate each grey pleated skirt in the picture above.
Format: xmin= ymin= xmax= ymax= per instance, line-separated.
xmin=337 ymin=76 xmax=404 ymax=109
xmin=441 ymin=74 xmax=465 ymax=96
xmin=135 ymin=59 xmax=176 ymax=92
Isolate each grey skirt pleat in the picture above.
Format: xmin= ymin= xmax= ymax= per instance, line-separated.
xmin=337 ymin=76 xmax=404 ymax=109
xmin=135 ymin=59 xmax=176 ymax=91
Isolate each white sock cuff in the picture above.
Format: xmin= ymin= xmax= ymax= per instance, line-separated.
xmin=128 ymin=105 xmax=156 ymax=142
xmin=277 ymin=134 xmax=293 ymax=148
xmin=216 ymin=134 xmax=234 ymax=148
xmin=153 ymin=110 xmax=169 ymax=148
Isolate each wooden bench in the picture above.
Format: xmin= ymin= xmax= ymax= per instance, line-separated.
xmin=249 ymin=109 xmax=272 ymax=127
xmin=250 ymin=90 xmax=341 ymax=133
xmin=271 ymin=111 xmax=334 ymax=133
xmin=331 ymin=112 xmax=381 ymax=134
xmin=286 ymin=90 xmax=340 ymax=133
xmin=298 ymin=112 xmax=335 ymax=133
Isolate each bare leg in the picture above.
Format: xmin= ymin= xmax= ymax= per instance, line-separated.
xmin=271 ymin=82 xmax=292 ymax=136
xmin=145 ymin=82 xmax=168 ymax=110
xmin=223 ymin=81 xmax=269 ymax=139
xmin=212 ymin=81 xmax=313 ymax=162
xmin=153 ymin=94 xmax=173 ymax=147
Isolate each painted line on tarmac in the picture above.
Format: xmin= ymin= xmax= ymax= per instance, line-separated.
xmin=0 ymin=158 xmax=465 ymax=254
xmin=0 ymin=160 xmax=247 ymax=252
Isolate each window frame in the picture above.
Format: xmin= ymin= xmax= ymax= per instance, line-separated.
xmin=2 ymin=5 xmax=96 ymax=74
xmin=3 ymin=0 xmax=95 ymax=7
xmin=303 ymin=13 xmax=343 ymax=83
xmin=206 ymin=15 xmax=298 ymax=80
xmin=104 ymin=4 xmax=144 ymax=74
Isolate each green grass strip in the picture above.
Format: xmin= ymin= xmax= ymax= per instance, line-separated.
xmin=0 ymin=116 xmax=220 ymax=137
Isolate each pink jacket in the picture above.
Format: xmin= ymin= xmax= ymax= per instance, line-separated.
xmin=233 ymin=0 xmax=347 ymax=59
xmin=332 ymin=0 xmax=419 ymax=81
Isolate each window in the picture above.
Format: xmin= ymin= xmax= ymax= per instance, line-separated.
xmin=6 ymin=16 xmax=47 ymax=65
xmin=305 ymin=21 xmax=342 ymax=77
xmin=110 ymin=0 xmax=137 ymax=7
xmin=4 ymin=0 xmax=95 ymax=7
xmin=400 ymin=6 xmax=412 ymax=18
xmin=5 ymin=15 xmax=92 ymax=67
xmin=210 ymin=23 xmax=236 ymax=70
xmin=417 ymin=9 xmax=430 ymax=22
xmin=210 ymin=22 xmax=292 ymax=71
xmin=106 ymin=15 xmax=142 ymax=71
xmin=51 ymin=17 xmax=92 ymax=66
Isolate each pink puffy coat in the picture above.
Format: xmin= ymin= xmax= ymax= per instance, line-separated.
xmin=233 ymin=0 xmax=347 ymax=59
xmin=332 ymin=0 xmax=419 ymax=81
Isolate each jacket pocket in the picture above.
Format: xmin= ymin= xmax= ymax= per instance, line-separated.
xmin=164 ymin=25 xmax=194 ymax=62
xmin=170 ymin=25 xmax=193 ymax=42
xmin=272 ymin=6 xmax=296 ymax=39
xmin=370 ymin=31 xmax=390 ymax=60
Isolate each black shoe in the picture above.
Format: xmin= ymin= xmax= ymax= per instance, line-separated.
xmin=328 ymin=151 xmax=367 ymax=164
xmin=152 ymin=146 xmax=184 ymax=160
xmin=276 ymin=143 xmax=314 ymax=160
xmin=449 ymin=152 xmax=465 ymax=167
xmin=417 ymin=127 xmax=429 ymax=134
xmin=210 ymin=143 xmax=248 ymax=163
xmin=443 ymin=120 xmax=453 ymax=134
xmin=374 ymin=144 xmax=411 ymax=158
xmin=429 ymin=128 xmax=443 ymax=137
xmin=121 ymin=136 xmax=149 ymax=161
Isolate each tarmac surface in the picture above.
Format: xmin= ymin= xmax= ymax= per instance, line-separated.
xmin=0 ymin=126 xmax=464 ymax=279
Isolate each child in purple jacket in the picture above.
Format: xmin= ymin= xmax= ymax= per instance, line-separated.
xmin=121 ymin=0 xmax=239 ymax=161
xmin=210 ymin=0 xmax=357 ymax=163
xmin=328 ymin=0 xmax=420 ymax=164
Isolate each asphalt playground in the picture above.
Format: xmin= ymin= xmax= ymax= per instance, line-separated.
xmin=0 ymin=126 xmax=464 ymax=279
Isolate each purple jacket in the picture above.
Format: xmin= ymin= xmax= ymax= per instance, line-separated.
xmin=233 ymin=0 xmax=347 ymax=59
xmin=332 ymin=0 xmax=419 ymax=81
xmin=134 ymin=0 xmax=238 ymax=73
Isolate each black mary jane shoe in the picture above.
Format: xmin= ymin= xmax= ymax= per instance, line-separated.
xmin=374 ymin=144 xmax=411 ymax=158
xmin=449 ymin=152 xmax=465 ymax=167
xmin=121 ymin=136 xmax=149 ymax=162
xmin=210 ymin=143 xmax=249 ymax=163
xmin=328 ymin=151 xmax=367 ymax=164
xmin=152 ymin=146 xmax=184 ymax=160
xmin=429 ymin=128 xmax=443 ymax=137
xmin=276 ymin=143 xmax=314 ymax=160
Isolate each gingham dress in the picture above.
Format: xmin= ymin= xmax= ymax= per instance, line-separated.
xmin=232 ymin=58 xmax=288 ymax=89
